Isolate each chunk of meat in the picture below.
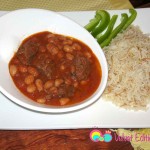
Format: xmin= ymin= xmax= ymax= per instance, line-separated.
xmin=32 ymin=54 xmax=56 ymax=79
xmin=17 ymin=38 xmax=39 ymax=65
xmin=44 ymin=83 xmax=75 ymax=99
xmin=58 ymin=85 xmax=75 ymax=98
xmin=74 ymin=55 xmax=91 ymax=81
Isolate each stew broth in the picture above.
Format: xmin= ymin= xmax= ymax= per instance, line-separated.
xmin=9 ymin=31 xmax=101 ymax=106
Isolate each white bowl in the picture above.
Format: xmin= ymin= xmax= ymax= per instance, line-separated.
xmin=0 ymin=8 xmax=108 ymax=113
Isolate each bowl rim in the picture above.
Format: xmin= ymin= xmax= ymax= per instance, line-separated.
xmin=0 ymin=8 xmax=108 ymax=113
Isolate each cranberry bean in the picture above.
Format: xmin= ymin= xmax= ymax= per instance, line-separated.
xmin=55 ymin=79 xmax=64 ymax=87
xmin=48 ymin=38 xmax=55 ymax=43
xmin=19 ymin=65 xmax=27 ymax=73
xmin=60 ymin=64 xmax=65 ymax=71
xmin=65 ymin=79 xmax=71 ymax=85
xmin=39 ymin=45 xmax=46 ymax=53
xmin=24 ymin=75 xmax=34 ymax=85
xmin=80 ymin=80 xmax=88 ymax=85
xmin=44 ymin=80 xmax=54 ymax=90
xmin=37 ymin=53 xmax=48 ymax=60
xmin=58 ymin=36 xmax=66 ymax=41
xmin=57 ymin=51 xmax=64 ymax=59
xmin=59 ymin=98 xmax=70 ymax=105
xmin=72 ymin=43 xmax=81 ymax=50
xmin=37 ymin=98 xmax=46 ymax=104
xmin=66 ymin=53 xmax=74 ymax=60
xmin=45 ymin=95 xmax=52 ymax=100
xmin=63 ymin=39 xmax=73 ymax=45
xmin=47 ymin=33 xmax=55 ymax=38
xmin=47 ymin=43 xmax=59 ymax=55
xmin=63 ymin=45 xmax=73 ymax=53
xmin=35 ymin=79 xmax=43 ymax=92
xmin=49 ymin=87 xmax=58 ymax=96
xmin=84 ymin=52 xmax=91 ymax=58
xmin=73 ymin=82 xmax=79 ymax=88
xmin=9 ymin=65 xmax=18 ymax=76
xmin=28 ymin=67 xmax=39 ymax=77
xmin=27 ymin=84 xmax=36 ymax=93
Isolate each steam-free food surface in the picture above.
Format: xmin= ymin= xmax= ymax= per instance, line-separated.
xmin=9 ymin=31 xmax=101 ymax=106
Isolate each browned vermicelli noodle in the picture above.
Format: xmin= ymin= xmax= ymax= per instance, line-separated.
xmin=103 ymin=25 xmax=150 ymax=110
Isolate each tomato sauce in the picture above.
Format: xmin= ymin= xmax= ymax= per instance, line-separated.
xmin=9 ymin=31 xmax=101 ymax=106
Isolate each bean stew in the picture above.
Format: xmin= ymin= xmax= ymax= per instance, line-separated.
xmin=9 ymin=31 xmax=101 ymax=106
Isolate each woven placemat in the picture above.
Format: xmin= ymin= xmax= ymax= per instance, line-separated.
xmin=0 ymin=0 xmax=133 ymax=11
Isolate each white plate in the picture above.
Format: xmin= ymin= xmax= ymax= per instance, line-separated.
xmin=0 ymin=9 xmax=108 ymax=113
xmin=0 ymin=8 xmax=150 ymax=129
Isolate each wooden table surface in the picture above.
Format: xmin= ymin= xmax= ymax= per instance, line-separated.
xmin=0 ymin=129 xmax=134 ymax=150
xmin=0 ymin=2 xmax=149 ymax=150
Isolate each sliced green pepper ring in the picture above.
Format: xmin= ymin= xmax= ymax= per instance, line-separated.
xmin=122 ymin=9 xmax=137 ymax=30
xmin=100 ymin=13 xmax=128 ymax=48
xmin=96 ymin=15 xmax=118 ymax=44
xmin=91 ymin=10 xmax=110 ymax=37
xmin=84 ymin=14 xmax=101 ymax=32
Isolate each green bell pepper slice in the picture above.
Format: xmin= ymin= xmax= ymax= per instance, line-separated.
xmin=122 ymin=9 xmax=137 ymax=30
xmin=96 ymin=15 xmax=118 ymax=44
xmin=84 ymin=14 xmax=101 ymax=32
xmin=100 ymin=13 xmax=128 ymax=48
xmin=91 ymin=10 xmax=110 ymax=37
